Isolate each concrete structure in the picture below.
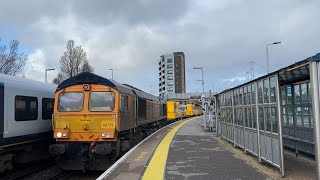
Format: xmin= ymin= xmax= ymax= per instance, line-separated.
xmin=158 ymin=52 xmax=186 ymax=98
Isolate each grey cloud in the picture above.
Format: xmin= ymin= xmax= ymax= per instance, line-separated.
xmin=1 ymin=0 xmax=320 ymax=94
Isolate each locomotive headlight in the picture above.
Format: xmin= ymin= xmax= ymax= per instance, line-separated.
xmin=101 ymin=132 xmax=110 ymax=138
xmin=105 ymin=133 xmax=110 ymax=138
xmin=83 ymin=84 xmax=90 ymax=91
xmin=57 ymin=132 xmax=62 ymax=138
xmin=62 ymin=133 xmax=67 ymax=137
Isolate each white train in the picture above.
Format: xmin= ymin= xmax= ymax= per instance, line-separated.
xmin=0 ymin=73 xmax=56 ymax=173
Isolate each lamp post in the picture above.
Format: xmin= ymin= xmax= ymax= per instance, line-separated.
xmin=266 ymin=41 xmax=281 ymax=73
xmin=193 ymin=67 xmax=204 ymax=93
xmin=45 ymin=68 xmax=55 ymax=83
xmin=109 ymin=68 xmax=113 ymax=80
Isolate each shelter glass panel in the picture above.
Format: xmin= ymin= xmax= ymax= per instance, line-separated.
xmin=270 ymin=77 xmax=276 ymax=103
xmin=252 ymin=84 xmax=256 ymax=104
xmin=287 ymin=86 xmax=292 ymax=104
xmin=258 ymin=81 xmax=263 ymax=104
xmin=294 ymin=84 xmax=301 ymax=105
xmin=259 ymin=107 xmax=264 ymax=131
xmin=302 ymin=107 xmax=310 ymax=128
xmin=296 ymin=107 xmax=303 ymax=127
xmin=265 ymin=107 xmax=271 ymax=132
xmin=253 ymin=107 xmax=257 ymax=129
xmin=263 ymin=79 xmax=270 ymax=103
xmin=271 ymin=107 xmax=278 ymax=133
xmin=301 ymin=83 xmax=308 ymax=104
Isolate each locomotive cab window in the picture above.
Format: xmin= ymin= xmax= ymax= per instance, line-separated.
xmin=42 ymin=98 xmax=54 ymax=120
xmin=58 ymin=92 xmax=84 ymax=112
xmin=15 ymin=96 xmax=38 ymax=121
xmin=121 ymin=95 xmax=128 ymax=111
xmin=89 ymin=92 xmax=114 ymax=111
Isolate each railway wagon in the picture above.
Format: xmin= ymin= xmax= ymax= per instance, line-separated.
xmin=194 ymin=104 xmax=203 ymax=116
xmin=185 ymin=104 xmax=195 ymax=117
xmin=166 ymin=101 xmax=177 ymax=121
xmin=49 ymin=73 xmax=166 ymax=171
xmin=178 ymin=104 xmax=187 ymax=117
xmin=0 ymin=73 xmax=56 ymax=173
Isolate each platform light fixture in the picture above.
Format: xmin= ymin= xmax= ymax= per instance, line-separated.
xmin=109 ymin=68 xmax=113 ymax=80
xmin=193 ymin=67 xmax=204 ymax=93
xmin=266 ymin=41 xmax=281 ymax=73
xmin=45 ymin=68 xmax=55 ymax=83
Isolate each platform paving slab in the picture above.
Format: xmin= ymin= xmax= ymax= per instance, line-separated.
xmin=165 ymin=118 xmax=271 ymax=180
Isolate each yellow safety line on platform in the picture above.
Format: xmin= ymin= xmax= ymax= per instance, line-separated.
xmin=142 ymin=117 xmax=197 ymax=180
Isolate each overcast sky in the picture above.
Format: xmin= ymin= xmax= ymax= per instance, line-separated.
xmin=1 ymin=0 xmax=320 ymax=95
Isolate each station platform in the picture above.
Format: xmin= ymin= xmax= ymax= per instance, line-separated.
xmin=97 ymin=117 xmax=283 ymax=180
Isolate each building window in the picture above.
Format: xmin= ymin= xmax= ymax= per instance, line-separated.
xmin=167 ymin=76 xmax=173 ymax=80
xmin=121 ymin=95 xmax=128 ymax=111
xmin=168 ymin=82 xmax=173 ymax=86
xmin=167 ymin=59 xmax=173 ymax=63
xmin=167 ymin=64 xmax=173 ymax=68
xmin=168 ymin=70 xmax=173 ymax=74
xmin=42 ymin=98 xmax=54 ymax=120
xmin=15 ymin=96 xmax=38 ymax=121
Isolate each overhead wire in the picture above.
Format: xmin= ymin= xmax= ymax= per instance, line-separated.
xmin=217 ymin=62 xmax=251 ymax=92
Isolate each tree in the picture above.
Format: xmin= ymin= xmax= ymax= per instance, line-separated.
xmin=0 ymin=38 xmax=28 ymax=76
xmin=53 ymin=40 xmax=94 ymax=84
xmin=81 ymin=60 xmax=94 ymax=73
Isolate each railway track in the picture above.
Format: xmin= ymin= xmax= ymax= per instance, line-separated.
xmin=1 ymin=160 xmax=55 ymax=180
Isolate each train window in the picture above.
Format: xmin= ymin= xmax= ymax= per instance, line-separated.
xmin=89 ymin=92 xmax=115 ymax=111
xmin=120 ymin=95 xmax=128 ymax=111
xmin=42 ymin=98 xmax=54 ymax=120
xmin=15 ymin=96 xmax=38 ymax=121
xmin=58 ymin=92 xmax=84 ymax=112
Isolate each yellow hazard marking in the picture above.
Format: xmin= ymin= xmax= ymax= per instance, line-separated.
xmin=134 ymin=151 xmax=148 ymax=161
xmin=142 ymin=117 xmax=196 ymax=180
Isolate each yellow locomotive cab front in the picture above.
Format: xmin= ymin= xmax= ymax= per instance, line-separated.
xmin=52 ymin=84 xmax=118 ymax=142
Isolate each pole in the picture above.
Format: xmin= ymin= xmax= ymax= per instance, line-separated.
xmin=310 ymin=61 xmax=320 ymax=180
xmin=266 ymin=45 xmax=269 ymax=74
xmin=45 ymin=68 xmax=55 ymax=83
xmin=202 ymin=68 xmax=204 ymax=93
xmin=109 ymin=68 xmax=113 ymax=80
xmin=275 ymin=74 xmax=285 ymax=176
xmin=45 ymin=70 xmax=47 ymax=83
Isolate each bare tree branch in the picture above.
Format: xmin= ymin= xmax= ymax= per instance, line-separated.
xmin=0 ymin=39 xmax=28 ymax=76
xmin=53 ymin=40 xmax=94 ymax=84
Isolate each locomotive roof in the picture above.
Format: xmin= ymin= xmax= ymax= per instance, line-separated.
xmin=57 ymin=72 xmax=162 ymax=101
